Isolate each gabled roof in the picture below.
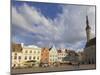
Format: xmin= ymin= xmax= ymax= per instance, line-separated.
xmin=49 ymin=45 xmax=56 ymax=51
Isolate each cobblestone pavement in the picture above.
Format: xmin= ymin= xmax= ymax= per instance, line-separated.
xmin=11 ymin=64 xmax=96 ymax=74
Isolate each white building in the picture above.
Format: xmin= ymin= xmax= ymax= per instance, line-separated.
xmin=49 ymin=45 xmax=58 ymax=65
xmin=57 ymin=49 xmax=68 ymax=63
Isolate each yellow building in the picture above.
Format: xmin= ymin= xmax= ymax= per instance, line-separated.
xmin=12 ymin=43 xmax=41 ymax=68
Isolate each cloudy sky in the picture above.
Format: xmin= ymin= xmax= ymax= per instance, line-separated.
xmin=11 ymin=1 xmax=96 ymax=50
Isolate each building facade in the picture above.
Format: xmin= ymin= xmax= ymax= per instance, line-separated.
xmin=83 ymin=38 xmax=96 ymax=64
xmin=22 ymin=45 xmax=41 ymax=64
xmin=11 ymin=43 xmax=23 ymax=68
xmin=83 ymin=16 xmax=96 ymax=64
xmin=12 ymin=44 xmax=41 ymax=68
xmin=12 ymin=52 xmax=23 ymax=68
xmin=40 ymin=48 xmax=49 ymax=65
xmin=49 ymin=45 xmax=58 ymax=65
xmin=57 ymin=49 xmax=68 ymax=63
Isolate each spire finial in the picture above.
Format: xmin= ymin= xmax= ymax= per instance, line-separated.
xmin=86 ymin=15 xmax=89 ymax=25
xmin=86 ymin=15 xmax=91 ymax=30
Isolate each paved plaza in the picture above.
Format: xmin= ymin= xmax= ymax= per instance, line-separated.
xmin=11 ymin=64 xmax=96 ymax=74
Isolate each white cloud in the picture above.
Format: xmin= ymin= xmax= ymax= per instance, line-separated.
xmin=55 ymin=5 xmax=95 ymax=42
xmin=12 ymin=3 xmax=95 ymax=49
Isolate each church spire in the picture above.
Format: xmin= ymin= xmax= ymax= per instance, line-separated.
xmin=86 ymin=16 xmax=89 ymax=25
xmin=86 ymin=15 xmax=91 ymax=30
xmin=49 ymin=42 xmax=56 ymax=51
xmin=85 ymin=15 xmax=91 ymax=42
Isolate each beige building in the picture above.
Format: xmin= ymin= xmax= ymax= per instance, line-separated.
xmin=22 ymin=45 xmax=41 ymax=63
xmin=12 ymin=43 xmax=41 ymax=68
xmin=11 ymin=43 xmax=23 ymax=68
xmin=57 ymin=49 xmax=68 ymax=63
xmin=12 ymin=52 xmax=23 ymax=68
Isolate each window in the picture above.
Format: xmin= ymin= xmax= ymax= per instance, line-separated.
xmin=14 ymin=56 xmax=17 ymax=60
xmin=25 ymin=56 xmax=27 ymax=60
xmin=15 ymin=53 xmax=17 ymax=55
xmin=25 ymin=50 xmax=28 ymax=53
xmin=41 ymin=54 xmax=43 ymax=56
xmin=37 ymin=56 xmax=39 ymax=60
xmin=33 ymin=56 xmax=35 ymax=60
xmin=13 ymin=64 xmax=16 ymax=67
xmin=50 ymin=59 xmax=52 ymax=61
xmin=30 ymin=50 xmax=32 ymax=53
xmin=45 ymin=54 xmax=48 ymax=56
xmin=58 ymin=57 xmax=61 ymax=59
xmin=34 ymin=51 xmax=36 ymax=54
xmin=18 ymin=56 xmax=21 ymax=60
xmin=29 ymin=56 xmax=31 ymax=60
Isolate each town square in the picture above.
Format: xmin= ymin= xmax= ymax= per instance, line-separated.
xmin=11 ymin=0 xmax=96 ymax=74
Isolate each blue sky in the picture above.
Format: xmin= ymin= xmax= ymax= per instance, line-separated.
xmin=12 ymin=1 xmax=63 ymax=19
xmin=11 ymin=0 xmax=96 ymax=50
